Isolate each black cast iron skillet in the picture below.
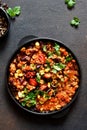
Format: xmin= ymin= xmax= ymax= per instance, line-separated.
xmin=6 ymin=35 xmax=81 ymax=118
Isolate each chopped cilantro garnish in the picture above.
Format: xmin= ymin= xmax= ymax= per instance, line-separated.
xmin=47 ymin=52 xmax=53 ymax=58
xmin=21 ymin=91 xmax=36 ymax=107
xmin=51 ymin=69 xmax=57 ymax=74
xmin=21 ymin=101 xmax=26 ymax=107
xmin=35 ymin=90 xmax=44 ymax=96
xmin=27 ymin=92 xmax=36 ymax=100
xmin=36 ymin=73 xmax=41 ymax=83
xmin=54 ymin=43 xmax=60 ymax=55
xmin=66 ymin=56 xmax=73 ymax=62
xmin=21 ymin=90 xmax=50 ymax=108
xmin=43 ymin=45 xmax=47 ymax=52
xmin=52 ymin=63 xmax=66 ymax=71
xmin=54 ymin=43 xmax=60 ymax=51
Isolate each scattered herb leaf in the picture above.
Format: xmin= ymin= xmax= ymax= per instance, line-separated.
xmin=21 ymin=91 xmax=37 ymax=107
xmin=51 ymin=69 xmax=57 ymax=74
xmin=13 ymin=6 xmax=21 ymax=15
xmin=54 ymin=43 xmax=60 ymax=55
xmin=6 ymin=6 xmax=21 ymax=18
xmin=54 ymin=43 xmax=60 ymax=51
xmin=29 ymin=100 xmax=36 ymax=107
xmin=47 ymin=52 xmax=53 ymax=58
xmin=65 ymin=0 xmax=76 ymax=9
xmin=27 ymin=91 xmax=36 ymax=100
xmin=66 ymin=55 xmax=73 ymax=62
xmin=36 ymin=73 xmax=41 ymax=83
xmin=52 ymin=63 xmax=66 ymax=71
xmin=70 ymin=17 xmax=80 ymax=27
xmin=21 ymin=90 xmax=50 ymax=107
xmin=6 ymin=8 xmax=15 ymax=18
xmin=43 ymin=45 xmax=47 ymax=52
xmin=35 ymin=90 xmax=44 ymax=96
xmin=21 ymin=101 xmax=26 ymax=107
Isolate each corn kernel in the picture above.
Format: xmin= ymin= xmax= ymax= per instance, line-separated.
xmin=45 ymin=68 xmax=50 ymax=72
xmin=40 ymin=79 xmax=44 ymax=84
xmin=35 ymin=42 xmax=40 ymax=47
xmin=14 ymin=73 xmax=18 ymax=78
xmin=39 ymin=70 xmax=44 ymax=75
xmin=48 ymin=82 xmax=51 ymax=88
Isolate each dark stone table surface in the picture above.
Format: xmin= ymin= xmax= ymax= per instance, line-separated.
xmin=0 ymin=0 xmax=87 ymax=130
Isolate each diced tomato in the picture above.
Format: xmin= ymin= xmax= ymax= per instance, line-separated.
xmin=26 ymin=71 xmax=35 ymax=78
xmin=63 ymin=51 xmax=68 ymax=56
xmin=32 ymin=51 xmax=46 ymax=64
xmin=38 ymin=53 xmax=45 ymax=64
xmin=60 ymin=48 xmax=68 ymax=56
xmin=39 ymin=84 xmax=48 ymax=90
xmin=64 ymin=77 xmax=69 ymax=83
xmin=29 ymin=78 xmax=37 ymax=86
xmin=22 ymin=66 xmax=31 ymax=71
xmin=44 ymin=73 xmax=52 ymax=79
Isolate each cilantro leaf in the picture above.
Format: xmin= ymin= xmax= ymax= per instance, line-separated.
xmin=13 ymin=6 xmax=21 ymax=15
xmin=22 ymin=91 xmax=37 ymax=107
xmin=35 ymin=90 xmax=44 ymax=96
xmin=28 ymin=99 xmax=36 ymax=107
xmin=47 ymin=52 xmax=53 ymax=58
xmin=27 ymin=92 xmax=36 ymax=100
xmin=52 ymin=63 xmax=66 ymax=71
xmin=66 ymin=56 xmax=73 ymax=62
xmin=51 ymin=69 xmax=57 ymax=74
xmin=70 ymin=17 xmax=80 ymax=27
xmin=36 ymin=73 xmax=41 ymax=83
xmin=54 ymin=43 xmax=60 ymax=55
xmin=21 ymin=101 xmax=26 ymax=107
xmin=43 ymin=45 xmax=47 ymax=52
xmin=6 ymin=6 xmax=21 ymax=18
xmin=54 ymin=43 xmax=60 ymax=51
xmin=65 ymin=0 xmax=76 ymax=9
xmin=6 ymin=8 xmax=16 ymax=18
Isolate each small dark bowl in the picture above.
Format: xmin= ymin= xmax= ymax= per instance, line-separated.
xmin=0 ymin=7 xmax=10 ymax=39
xmin=6 ymin=36 xmax=81 ymax=118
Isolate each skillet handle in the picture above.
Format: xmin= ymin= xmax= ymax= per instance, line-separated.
xmin=18 ymin=35 xmax=38 ymax=47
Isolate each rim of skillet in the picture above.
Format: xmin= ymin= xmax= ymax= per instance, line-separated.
xmin=0 ymin=7 xmax=10 ymax=39
xmin=6 ymin=37 xmax=81 ymax=116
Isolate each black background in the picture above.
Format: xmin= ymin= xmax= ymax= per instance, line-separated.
xmin=0 ymin=0 xmax=87 ymax=130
